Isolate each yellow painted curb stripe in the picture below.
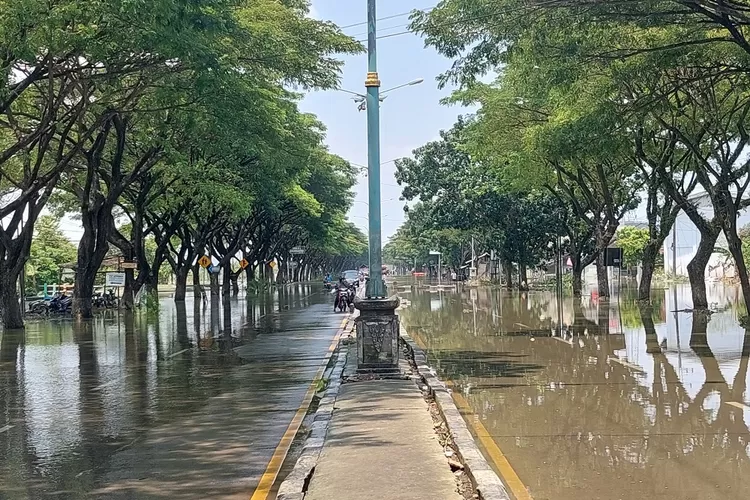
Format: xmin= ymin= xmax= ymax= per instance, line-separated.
xmin=409 ymin=330 xmax=533 ymax=500
xmin=249 ymin=315 xmax=350 ymax=500
xmin=450 ymin=388 xmax=534 ymax=500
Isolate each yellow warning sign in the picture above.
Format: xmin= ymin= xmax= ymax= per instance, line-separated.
xmin=239 ymin=258 xmax=249 ymax=269
xmin=198 ymin=255 xmax=211 ymax=268
xmin=269 ymin=261 xmax=277 ymax=269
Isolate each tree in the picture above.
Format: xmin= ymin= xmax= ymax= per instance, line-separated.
xmin=616 ymin=226 xmax=651 ymax=270
xmin=410 ymin=0 xmax=750 ymax=311
xmin=25 ymin=216 xmax=77 ymax=292
xmin=1 ymin=0 xmax=363 ymax=324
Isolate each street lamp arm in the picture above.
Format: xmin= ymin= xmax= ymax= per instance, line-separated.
xmin=381 ymin=78 xmax=424 ymax=95
xmin=335 ymin=88 xmax=367 ymax=99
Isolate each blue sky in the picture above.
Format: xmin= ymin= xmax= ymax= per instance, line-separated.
xmin=301 ymin=0 xmax=469 ymax=241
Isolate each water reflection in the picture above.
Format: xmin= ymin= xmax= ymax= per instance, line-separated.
xmin=400 ymin=284 xmax=750 ymax=500
xmin=0 ymin=284 xmax=324 ymax=498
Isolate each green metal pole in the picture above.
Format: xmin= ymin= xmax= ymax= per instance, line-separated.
xmin=365 ymin=0 xmax=384 ymax=298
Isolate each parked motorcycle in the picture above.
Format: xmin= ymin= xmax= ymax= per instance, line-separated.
xmin=93 ymin=290 xmax=118 ymax=309
xmin=28 ymin=299 xmax=50 ymax=315
xmin=48 ymin=293 xmax=72 ymax=314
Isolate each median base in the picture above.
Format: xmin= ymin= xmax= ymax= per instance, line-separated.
xmin=354 ymin=295 xmax=400 ymax=371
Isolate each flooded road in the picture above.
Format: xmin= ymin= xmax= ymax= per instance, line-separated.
xmin=0 ymin=285 xmax=345 ymax=499
xmin=399 ymin=284 xmax=750 ymax=500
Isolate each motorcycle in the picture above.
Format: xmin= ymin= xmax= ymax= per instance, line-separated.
xmin=28 ymin=298 xmax=50 ymax=315
xmin=48 ymin=293 xmax=72 ymax=314
xmin=334 ymin=285 xmax=355 ymax=313
xmin=97 ymin=289 xmax=118 ymax=309
xmin=323 ymin=281 xmax=332 ymax=291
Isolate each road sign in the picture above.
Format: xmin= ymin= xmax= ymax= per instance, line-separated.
xmin=605 ymin=247 xmax=623 ymax=267
xmin=105 ymin=272 xmax=126 ymax=287
xmin=121 ymin=261 xmax=137 ymax=269
xmin=269 ymin=261 xmax=277 ymax=269
xmin=198 ymin=255 xmax=211 ymax=268
xmin=207 ymin=264 xmax=220 ymax=274
xmin=429 ymin=250 xmax=441 ymax=255
xmin=239 ymin=258 xmax=249 ymax=269
xmin=290 ymin=247 xmax=306 ymax=255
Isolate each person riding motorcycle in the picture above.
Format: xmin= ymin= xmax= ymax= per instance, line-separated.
xmin=333 ymin=277 xmax=353 ymax=311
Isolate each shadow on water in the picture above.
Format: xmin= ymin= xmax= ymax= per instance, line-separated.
xmin=399 ymin=283 xmax=750 ymax=500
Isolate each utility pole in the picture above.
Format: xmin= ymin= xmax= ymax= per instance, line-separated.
xmin=471 ymin=235 xmax=476 ymax=279
xmin=364 ymin=0 xmax=384 ymax=300
xmin=355 ymin=0 xmax=400 ymax=372
xmin=672 ymin=223 xmax=677 ymax=278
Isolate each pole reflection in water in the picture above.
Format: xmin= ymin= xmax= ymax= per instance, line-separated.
xmin=399 ymin=284 xmax=750 ymax=500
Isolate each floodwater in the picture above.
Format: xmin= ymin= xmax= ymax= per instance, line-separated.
xmin=0 ymin=285 xmax=345 ymax=499
xmin=399 ymin=284 xmax=750 ymax=500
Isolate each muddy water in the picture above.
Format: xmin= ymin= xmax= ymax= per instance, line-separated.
xmin=399 ymin=284 xmax=750 ymax=500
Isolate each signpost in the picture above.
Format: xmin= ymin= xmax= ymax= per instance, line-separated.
xmin=290 ymin=247 xmax=305 ymax=255
xmin=121 ymin=261 xmax=137 ymax=270
xmin=105 ymin=272 xmax=126 ymax=287
xmin=198 ymin=255 xmax=211 ymax=268
xmin=239 ymin=258 xmax=249 ymax=269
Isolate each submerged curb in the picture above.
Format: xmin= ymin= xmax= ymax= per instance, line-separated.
xmin=400 ymin=327 xmax=512 ymax=500
xmin=275 ymin=320 xmax=352 ymax=500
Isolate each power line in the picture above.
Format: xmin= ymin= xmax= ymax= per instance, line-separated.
xmin=339 ymin=7 xmax=435 ymax=30
xmin=354 ymin=4 xmax=530 ymax=43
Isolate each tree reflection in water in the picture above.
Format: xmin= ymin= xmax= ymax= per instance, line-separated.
xmin=400 ymin=285 xmax=750 ymax=499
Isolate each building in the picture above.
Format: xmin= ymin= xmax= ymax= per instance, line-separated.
xmin=663 ymin=191 xmax=750 ymax=280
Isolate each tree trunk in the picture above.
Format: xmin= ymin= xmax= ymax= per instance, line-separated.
xmin=276 ymin=259 xmax=286 ymax=285
xmin=73 ymin=266 xmax=96 ymax=319
xmin=209 ymin=271 xmax=220 ymax=297
xmin=503 ymin=260 xmax=513 ymax=290
xmin=638 ymin=242 xmax=659 ymax=302
xmin=174 ymin=267 xmax=189 ymax=302
xmin=73 ymin=209 xmax=113 ymax=319
xmin=725 ymin=228 xmax=750 ymax=314
xmin=596 ymin=251 xmax=610 ymax=298
xmin=572 ymin=261 xmax=583 ymax=298
xmin=687 ymin=229 xmax=719 ymax=310
xmin=519 ymin=263 xmax=528 ymax=290
xmin=231 ymin=273 xmax=240 ymax=295
xmin=122 ymin=267 xmax=135 ymax=310
xmin=0 ymin=271 xmax=24 ymax=329
xmin=221 ymin=265 xmax=231 ymax=296
xmin=192 ymin=264 xmax=202 ymax=297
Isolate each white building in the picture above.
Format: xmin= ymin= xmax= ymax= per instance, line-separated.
xmin=663 ymin=191 xmax=750 ymax=280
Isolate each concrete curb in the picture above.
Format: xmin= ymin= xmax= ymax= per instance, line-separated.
xmin=400 ymin=327 xmax=512 ymax=500
xmin=275 ymin=323 xmax=352 ymax=500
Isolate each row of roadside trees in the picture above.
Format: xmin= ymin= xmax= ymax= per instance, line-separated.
xmin=0 ymin=0 xmax=366 ymax=329
xmin=387 ymin=0 xmax=750 ymax=315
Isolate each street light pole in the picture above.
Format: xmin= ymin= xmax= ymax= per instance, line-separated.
xmin=365 ymin=0 xmax=384 ymax=299
xmin=355 ymin=0 xmax=400 ymax=373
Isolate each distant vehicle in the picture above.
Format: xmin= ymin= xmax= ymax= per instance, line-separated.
xmin=341 ymin=270 xmax=359 ymax=284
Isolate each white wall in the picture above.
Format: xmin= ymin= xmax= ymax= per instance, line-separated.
xmin=663 ymin=191 xmax=750 ymax=280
